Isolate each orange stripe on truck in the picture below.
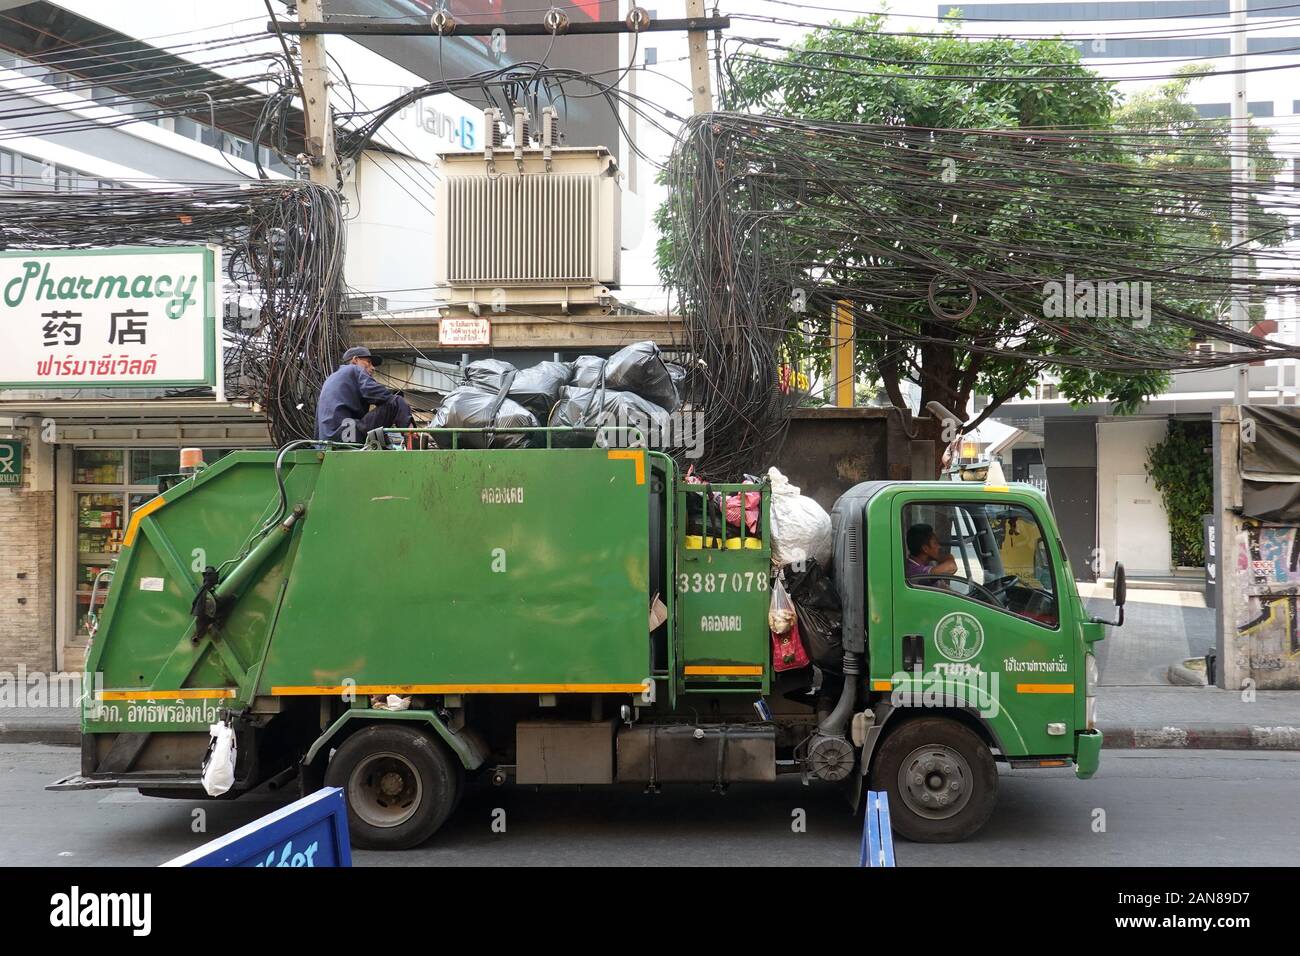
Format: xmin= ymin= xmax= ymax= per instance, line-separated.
xmin=606 ymin=449 xmax=646 ymax=484
xmin=270 ymin=683 xmax=647 ymax=696
xmin=98 ymin=688 xmax=236 ymax=701
xmin=1016 ymin=683 xmax=1075 ymax=694
xmin=122 ymin=495 xmax=166 ymax=547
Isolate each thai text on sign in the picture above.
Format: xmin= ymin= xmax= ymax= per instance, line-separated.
xmin=0 ymin=246 xmax=218 ymax=388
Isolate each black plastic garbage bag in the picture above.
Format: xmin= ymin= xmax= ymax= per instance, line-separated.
xmin=664 ymin=362 xmax=688 ymax=400
xmin=547 ymin=385 xmax=669 ymax=447
xmin=786 ymin=559 xmax=843 ymax=671
xmin=465 ymin=358 xmax=570 ymax=423
xmin=509 ymin=360 xmax=571 ymax=422
xmin=569 ymin=355 xmax=607 ymax=389
xmin=431 ymin=385 xmax=537 ymax=448
xmin=603 ymin=341 xmax=679 ymax=412
xmin=464 ymin=358 xmax=516 ymax=392
xmin=566 ymin=343 xmax=680 ymax=412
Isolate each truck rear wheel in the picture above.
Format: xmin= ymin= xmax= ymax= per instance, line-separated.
xmin=870 ymin=717 xmax=997 ymax=843
xmin=325 ymin=724 xmax=463 ymax=850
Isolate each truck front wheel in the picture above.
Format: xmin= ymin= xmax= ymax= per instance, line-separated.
xmin=871 ymin=717 xmax=997 ymax=843
xmin=325 ymin=724 xmax=463 ymax=850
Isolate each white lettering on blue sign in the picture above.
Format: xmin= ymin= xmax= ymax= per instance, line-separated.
xmin=256 ymin=838 xmax=320 ymax=868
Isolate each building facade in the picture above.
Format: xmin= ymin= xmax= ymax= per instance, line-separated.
xmin=0 ymin=1 xmax=482 ymax=672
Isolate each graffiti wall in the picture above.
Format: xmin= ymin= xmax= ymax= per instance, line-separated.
xmin=1217 ymin=404 xmax=1300 ymax=690
xmin=1233 ymin=520 xmax=1300 ymax=687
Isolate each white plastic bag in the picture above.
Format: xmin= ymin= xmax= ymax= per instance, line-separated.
xmin=767 ymin=467 xmax=832 ymax=568
xmin=768 ymin=574 xmax=797 ymax=635
xmin=200 ymin=719 xmax=236 ymax=797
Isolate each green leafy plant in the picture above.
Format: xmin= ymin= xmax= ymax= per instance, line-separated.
xmin=1145 ymin=419 xmax=1213 ymax=567
xmin=655 ymin=13 xmax=1283 ymax=477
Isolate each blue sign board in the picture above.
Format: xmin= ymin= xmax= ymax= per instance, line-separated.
xmin=162 ymin=787 xmax=352 ymax=868
xmin=859 ymin=790 xmax=897 ymax=868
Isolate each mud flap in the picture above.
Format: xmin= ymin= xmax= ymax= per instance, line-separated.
xmin=846 ymin=759 xmax=865 ymax=813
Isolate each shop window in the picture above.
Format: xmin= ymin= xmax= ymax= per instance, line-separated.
xmin=75 ymin=491 xmax=125 ymax=636
xmin=129 ymin=449 xmax=181 ymax=485
xmin=73 ymin=449 xmax=124 ymax=485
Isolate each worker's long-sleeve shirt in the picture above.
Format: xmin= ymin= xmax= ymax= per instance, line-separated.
xmin=315 ymin=364 xmax=396 ymax=440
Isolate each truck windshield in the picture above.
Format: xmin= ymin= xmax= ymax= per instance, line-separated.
xmin=902 ymin=501 xmax=1058 ymax=628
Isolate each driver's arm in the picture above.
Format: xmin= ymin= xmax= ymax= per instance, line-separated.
xmin=934 ymin=553 xmax=958 ymax=575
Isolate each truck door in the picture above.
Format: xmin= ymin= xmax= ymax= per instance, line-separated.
xmin=893 ymin=494 xmax=1076 ymax=756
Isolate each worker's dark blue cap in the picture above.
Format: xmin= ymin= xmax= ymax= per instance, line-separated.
xmin=342 ymin=346 xmax=382 ymax=366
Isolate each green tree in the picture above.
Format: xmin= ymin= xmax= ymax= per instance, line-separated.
xmin=1145 ymin=419 xmax=1214 ymax=566
xmin=1114 ymin=64 xmax=1286 ymax=334
xmin=656 ymin=15 xmax=1282 ymax=475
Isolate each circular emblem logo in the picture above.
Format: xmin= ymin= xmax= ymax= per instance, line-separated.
xmin=934 ymin=611 xmax=984 ymax=663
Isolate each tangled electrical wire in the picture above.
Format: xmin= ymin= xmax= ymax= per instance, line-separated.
xmin=0 ymin=181 xmax=347 ymax=443
xmin=663 ymin=112 xmax=1300 ymax=476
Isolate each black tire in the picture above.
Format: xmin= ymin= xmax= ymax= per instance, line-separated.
xmin=869 ymin=717 xmax=997 ymax=843
xmin=325 ymin=724 xmax=463 ymax=850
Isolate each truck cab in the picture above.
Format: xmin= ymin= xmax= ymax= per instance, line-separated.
xmin=831 ymin=479 xmax=1113 ymax=841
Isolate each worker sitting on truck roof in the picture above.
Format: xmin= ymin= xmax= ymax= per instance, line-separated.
xmin=905 ymin=523 xmax=958 ymax=580
xmin=316 ymin=346 xmax=414 ymax=443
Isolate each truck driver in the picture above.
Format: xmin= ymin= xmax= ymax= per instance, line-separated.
xmin=905 ymin=523 xmax=958 ymax=580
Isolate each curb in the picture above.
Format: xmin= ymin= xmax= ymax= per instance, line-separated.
xmin=0 ymin=722 xmax=80 ymax=746
xmin=1099 ymin=724 xmax=1300 ymax=751
xmin=1096 ymin=577 xmax=1205 ymax=594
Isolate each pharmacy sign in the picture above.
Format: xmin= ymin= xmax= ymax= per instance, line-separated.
xmin=0 ymin=246 xmax=219 ymax=388
xmin=0 ymin=440 xmax=20 ymax=486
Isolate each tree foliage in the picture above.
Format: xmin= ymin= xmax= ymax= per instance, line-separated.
xmin=655 ymin=15 xmax=1282 ymax=474
xmin=1145 ymin=419 xmax=1214 ymax=566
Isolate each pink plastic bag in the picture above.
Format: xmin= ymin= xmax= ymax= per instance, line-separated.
xmin=725 ymin=490 xmax=761 ymax=533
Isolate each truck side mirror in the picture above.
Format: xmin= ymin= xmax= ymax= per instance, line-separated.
xmin=1103 ymin=561 xmax=1126 ymax=627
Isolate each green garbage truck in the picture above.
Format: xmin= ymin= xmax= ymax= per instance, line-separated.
xmin=50 ymin=430 xmax=1122 ymax=848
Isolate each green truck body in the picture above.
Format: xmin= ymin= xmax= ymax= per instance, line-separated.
xmin=54 ymin=436 xmax=1117 ymax=848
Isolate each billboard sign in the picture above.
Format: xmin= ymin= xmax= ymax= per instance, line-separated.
xmin=0 ymin=245 xmax=218 ymax=389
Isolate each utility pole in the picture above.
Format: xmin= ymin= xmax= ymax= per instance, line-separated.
xmin=1230 ymin=0 xmax=1250 ymax=405
xmin=296 ymin=0 xmax=338 ymax=188
xmin=686 ymin=0 xmax=713 ymax=114
xmin=626 ymin=1 xmax=639 ymax=195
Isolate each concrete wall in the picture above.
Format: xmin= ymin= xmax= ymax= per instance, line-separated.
xmin=1042 ymin=418 xmax=1098 ymax=582
xmin=1214 ymin=405 xmax=1300 ymax=690
xmin=342 ymin=151 xmax=440 ymax=313
xmin=0 ymin=426 xmax=54 ymax=671
xmin=772 ymin=407 xmax=912 ymax=512
xmin=1097 ymin=418 xmax=1173 ymax=576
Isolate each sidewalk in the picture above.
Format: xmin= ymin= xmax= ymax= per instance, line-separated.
xmin=1096 ymin=684 xmax=1300 ymax=750
xmin=0 ymin=703 xmax=79 ymax=746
